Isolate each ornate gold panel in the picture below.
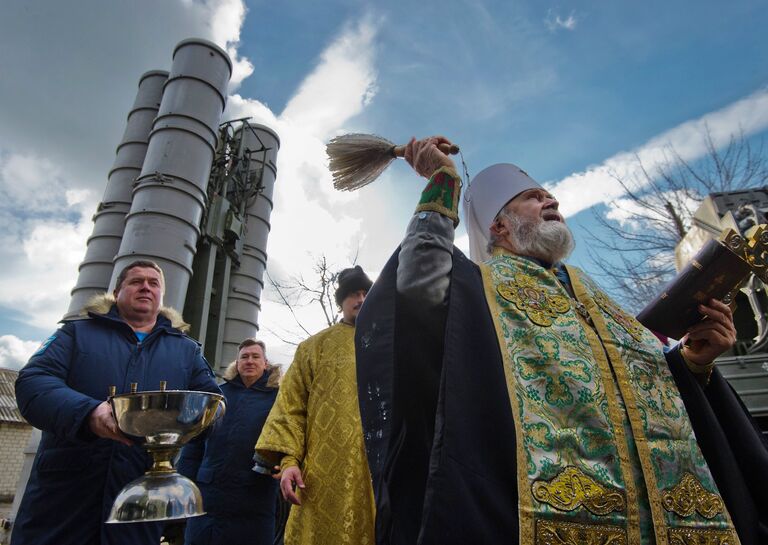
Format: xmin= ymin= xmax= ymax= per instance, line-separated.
xmin=591 ymin=289 xmax=644 ymax=342
xmin=662 ymin=473 xmax=724 ymax=519
xmin=668 ymin=527 xmax=736 ymax=545
xmin=532 ymin=466 xmax=626 ymax=516
xmin=536 ymin=519 xmax=626 ymax=545
xmin=496 ymin=273 xmax=571 ymax=327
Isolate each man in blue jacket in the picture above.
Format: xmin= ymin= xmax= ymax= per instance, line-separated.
xmin=12 ymin=260 xmax=221 ymax=545
xmin=178 ymin=338 xmax=281 ymax=545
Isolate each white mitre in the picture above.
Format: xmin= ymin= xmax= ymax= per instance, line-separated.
xmin=463 ymin=163 xmax=542 ymax=263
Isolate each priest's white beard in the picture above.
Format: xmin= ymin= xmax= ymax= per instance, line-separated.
xmin=505 ymin=213 xmax=575 ymax=265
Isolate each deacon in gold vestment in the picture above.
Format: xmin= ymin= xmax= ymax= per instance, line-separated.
xmin=355 ymin=137 xmax=768 ymax=545
xmin=256 ymin=266 xmax=376 ymax=545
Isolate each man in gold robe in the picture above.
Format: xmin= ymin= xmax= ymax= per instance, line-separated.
xmin=355 ymin=137 xmax=768 ymax=545
xmin=256 ymin=266 xmax=376 ymax=545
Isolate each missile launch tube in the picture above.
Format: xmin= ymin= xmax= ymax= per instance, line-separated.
xmin=111 ymin=39 xmax=232 ymax=311
xmin=64 ymin=70 xmax=168 ymax=319
xmin=220 ymin=123 xmax=280 ymax=366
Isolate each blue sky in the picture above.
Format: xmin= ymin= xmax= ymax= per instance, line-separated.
xmin=238 ymin=0 xmax=765 ymax=176
xmin=0 ymin=0 xmax=767 ymax=367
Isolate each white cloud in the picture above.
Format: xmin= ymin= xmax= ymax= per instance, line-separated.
xmin=209 ymin=0 xmax=254 ymax=90
xmin=0 ymin=227 xmax=93 ymax=330
xmin=0 ymin=335 xmax=40 ymax=371
xmin=224 ymin=16 xmax=380 ymax=268
xmin=281 ymin=17 xmax=379 ymax=140
xmin=0 ymin=153 xmax=67 ymax=212
xmin=225 ymin=95 xmax=280 ymax=128
xmin=179 ymin=0 xmax=254 ymax=89
xmin=65 ymin=189 xmax=92 ymax=207
xmin=222 ymin=16 xmax=382 ymax=363
xmin=605 ymin=190 xmax=700 ymax=230
xmin=549 ymin=86 xmax=768 ymax=218
xmin=545 ymin=10 xmax=578 ymax=32
xmin=0 ymin=149 xmax=97 ymax=330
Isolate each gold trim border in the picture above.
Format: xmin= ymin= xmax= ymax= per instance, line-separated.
xmin=668 ymin=527 xmax=737 ymax=545
xmin=480 ymin=262 xmax=535 ymax=545
xmin=568 ymin=266 xmax=669 ymax=545
xmin=565 ymin=265 xmax=642 ymax=545
xmin=536 ymin=519 xmax=627 ymax=545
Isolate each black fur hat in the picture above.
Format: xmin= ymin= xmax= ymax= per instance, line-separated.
xmin=335 ymin=266 xmax=373 ymax=306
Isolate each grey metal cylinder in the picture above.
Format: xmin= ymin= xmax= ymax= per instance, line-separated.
xmin=220 ymin=123 xmax=280 ymax=366
xmin=111 ymin=39 xmax=232 ymax=311
xmin=64 ymin=70 xmax=168 ymax=319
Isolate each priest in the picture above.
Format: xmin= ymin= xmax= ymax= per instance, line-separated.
xmin=355 ymin=136 xmax=768 ymax=545
xmin=256 ymin=266 xmax=376 ymax=545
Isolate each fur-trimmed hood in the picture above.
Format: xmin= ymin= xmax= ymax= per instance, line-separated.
xmin=222 ymin=361 xmax=281 ymax=389
xmin=81 ymin=293 xmax=190 ymax=332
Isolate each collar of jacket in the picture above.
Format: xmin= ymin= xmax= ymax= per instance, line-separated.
xmin=227 ymin=371 xmax=273 ymax=392
xmin=222 ymin=361 xmax=281 ymax=388
xmin=80 ymin=293 xmax=188 ymax=337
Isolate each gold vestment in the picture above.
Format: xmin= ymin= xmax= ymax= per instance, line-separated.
xmin=256 ymin=322 xmax=375 ymax=545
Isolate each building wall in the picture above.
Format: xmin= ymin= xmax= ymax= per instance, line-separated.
xmin=0 ymin=422 xmax=32 ymax=500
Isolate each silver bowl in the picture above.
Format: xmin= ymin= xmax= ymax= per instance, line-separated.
xmin=106 ymin=389 xmax=225 ymax=524
xmin=108 ymin=474 xmax=204 ymax=523
xmin=110 ymin=389 xmax=224 ymax=448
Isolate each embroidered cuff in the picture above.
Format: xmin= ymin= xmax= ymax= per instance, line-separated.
xmin=416 ymin=166 xmax=462 ymax=226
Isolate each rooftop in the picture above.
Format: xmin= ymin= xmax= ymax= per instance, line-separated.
xmin=0 ymin=368 xmax=27 ymax=424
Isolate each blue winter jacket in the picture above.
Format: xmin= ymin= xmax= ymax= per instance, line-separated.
xmin=12 ymin=301 xmax=220 ymax=545
xmin=178 ymin=371 xmax=279 ymax=545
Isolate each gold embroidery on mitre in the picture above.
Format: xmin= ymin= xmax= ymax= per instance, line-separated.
xmin=592 ymin=290 xmax=644 ymax=342
xmin=535 ymin=519 xmax=627 ymax=545
xmin=668 ymin=527 xmax=737 ymax=545
xmin=497 ymin=274 xmax=571 ymax=327
xmin=532 ymin=466 xmax=626 ymax=515
xmin=662 ymin=473 xmax=725 ymax=519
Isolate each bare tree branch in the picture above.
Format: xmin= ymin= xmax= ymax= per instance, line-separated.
xmin=587 ymin=127 xmax=767 ymax=312
xmin=260 ymin=324 xmax=302 ymax=347
xmin=266 ymin=270 xmax=313 ymax=337
xmin=265 ymin=251 xmax=368 ymax=344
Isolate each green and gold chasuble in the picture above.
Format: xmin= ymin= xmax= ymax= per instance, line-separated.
xmin=480 ymin=249 xmax=737 ymax=545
